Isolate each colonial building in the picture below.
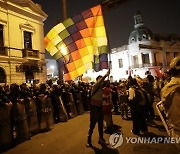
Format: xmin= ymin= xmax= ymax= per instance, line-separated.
xmin=110 ymin=12 xmax=180 ymax=81
xmin=0 ymin=0 xmax=47 ymax=84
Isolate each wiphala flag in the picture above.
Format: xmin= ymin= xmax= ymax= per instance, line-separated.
xmin=44 ymin=5 xmax=108 ymax=81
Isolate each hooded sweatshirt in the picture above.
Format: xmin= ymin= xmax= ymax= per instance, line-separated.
xmin=161 ymin=77 xmax=180 ymax=134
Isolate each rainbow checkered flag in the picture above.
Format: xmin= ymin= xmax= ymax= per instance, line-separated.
xmin=44 ymin=5 xmax=108 ymax=81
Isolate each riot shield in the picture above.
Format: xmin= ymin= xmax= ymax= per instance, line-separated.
xmin=76 ymin=92 xmax=85 ymax=115
xmin=0 ymin=102 xmax=13 ymax=152
xmin=46 ymin=96 xmax=54 ymax=130
xmin=24 ymin=97 xmax=39 ymax=136
xmin=156 ymin=101 xmax=174 ymax=136
xmin=36 ymin=94 xmax=54 ymax=132
xmin=81 ymin=89 xmax=90 ymax=111
xmin=67 ymin=93 xmax=78 ymax=118
xmin=61 ymin=91 xmax=71 ymax=118
xmin=58 ymin=96 xmax=68 ymax=122
xmin=12 ymin=99 xmax=30 ymax=144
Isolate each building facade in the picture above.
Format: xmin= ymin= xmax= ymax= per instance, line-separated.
xmin=110 ymin=12 xmax=180 ymax=81
xmin=0 ymin=0 xmax=47 ymax=84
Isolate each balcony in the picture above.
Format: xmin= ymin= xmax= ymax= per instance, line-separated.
xmin=16 ymin=64 xmax=43 ymax=73
xmin=22 ymin=49 xmax=39 ymax=58
xmin=141 ymin=63 xmax=154 ymax=67
xmin=132 ymin=63 xmax=156 ymax=68
xmin=0 ymin=46 xmax=8 ymax=56
xmin=131 ymin=64 xmax=140 ymax=68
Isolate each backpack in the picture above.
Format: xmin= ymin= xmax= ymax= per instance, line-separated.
xmin=134 ymin=88 xmax=146 ymax=105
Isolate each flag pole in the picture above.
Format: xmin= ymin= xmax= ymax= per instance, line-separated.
xmin=100 ymin=0 xmax=129 ymax=79
xmin=57 ymin=0 xmax=67 ymax=83
xmin=100 ymin=2 xmax=112 ymax=73
xmin=62 ymin=0 xmax=67 ymax=20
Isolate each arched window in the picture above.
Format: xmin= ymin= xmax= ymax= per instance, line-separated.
xmin=142 ymin=34 xmax=147 ymax=40
xmin=131 ymin=37 xmax=135 ymax=43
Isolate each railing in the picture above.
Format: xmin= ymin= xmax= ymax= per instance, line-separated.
xmin=16 ymin=64 xmax=43 ymax=73
xmin=0 ymin=46 xmax=8 ymax=56
xmin=131 ymin=64 xmax=140 ymax=68
xmin=22 ymin=49 xmax=39 ymax=58
xmin=131 ymin=63 xmax=161 ymax=68
xmin=141 ymin=63 xmax=154 ymax=67
xmin=0 ymin=47 xmax=40 ymax=59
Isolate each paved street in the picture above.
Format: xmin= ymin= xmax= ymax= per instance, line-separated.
xmin=4 ymin=103 xmax=179 ymax=154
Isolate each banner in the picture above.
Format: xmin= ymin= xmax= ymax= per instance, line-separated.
xmin=44 ymin=5 xmax=108 ymax=80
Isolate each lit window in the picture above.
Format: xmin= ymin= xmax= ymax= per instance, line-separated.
xmin=24 ymin=31 xmax=32 ymax=49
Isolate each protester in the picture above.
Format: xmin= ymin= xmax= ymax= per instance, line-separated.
xmin=118 ymin=83 xmax=129 ymax=120
xmin=162 ymin=71 xmax=171 ymax=87
xmin=102 ymin=80 xmax=114 ymax=133
xmin=154 ymin=76 xmax=161 ymax=98
xmin=86 ymin=69 xmax=110 ymax=147
xmin=161 ymin=56 xmax=180 ymax=150
xmin=128 ymin=78 xmax=149 ymax=135
xmin=111 ymin=82 xmax=119 ymax=114
xmin=143 ymin=74 xmax=155 ymax=120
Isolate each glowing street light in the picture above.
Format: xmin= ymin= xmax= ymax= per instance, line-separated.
xmin=50 ymin=65 xmax=55 ymax=70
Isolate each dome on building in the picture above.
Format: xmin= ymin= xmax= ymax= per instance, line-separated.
xmin=128 ymin=11 xmax=153 ymax=44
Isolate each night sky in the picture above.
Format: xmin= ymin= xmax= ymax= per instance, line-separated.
xmin=32 ymin=0 xmax=180 ymax=58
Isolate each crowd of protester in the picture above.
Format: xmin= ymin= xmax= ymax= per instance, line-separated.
xmin=0 ymin=56 xmax=179 ymax=151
